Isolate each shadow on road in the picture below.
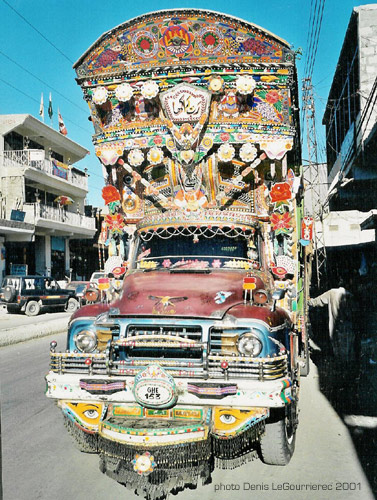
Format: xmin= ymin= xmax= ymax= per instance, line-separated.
xmin=309 ymin=308 xmax=377 ymax=498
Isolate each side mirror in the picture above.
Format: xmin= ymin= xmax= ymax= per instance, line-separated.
xmin=271 ymin=288 xmax=286 ymax=311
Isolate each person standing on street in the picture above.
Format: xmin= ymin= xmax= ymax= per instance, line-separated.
xmin=308 ymin=279 xmax=355 ymax=362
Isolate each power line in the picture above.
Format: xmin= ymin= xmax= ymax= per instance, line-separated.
xmin=0 ymin=77 xmax=92 ymax=135
xmin=0 ymin=50 xmax=88 ymax=114
xmin=1 ymin=0 xmax=74 ymax=64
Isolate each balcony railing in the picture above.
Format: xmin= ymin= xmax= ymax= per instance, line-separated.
xmin=2 ymin=149 xmax=88 ymax=190
xmin=23 ymin=203 xmax=96 ymax=231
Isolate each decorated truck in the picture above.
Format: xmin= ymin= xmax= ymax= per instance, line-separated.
xmin=46 ymin=9 xmax=311 ymax=498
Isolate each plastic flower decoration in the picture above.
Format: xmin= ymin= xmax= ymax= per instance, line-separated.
xmin=208 ymin=75 xmax=224 ymax=93
xmin=141 ymin=80 xmax=159 ymax=99
xmin=132 ymin=452 xmax=156 ymax=476
xmin=270 ymin=211 xmax=292 ymax=235
xmin=162 ymin=259 xmax=172 ymax=268
xmin=147 ymin=147 xmax=164 ymax=165
xmin=105 ymin=213 xmax=125 ymax=233
xmin=269 ymin=182 xmax=292 ymax=203
xmin=92 ymin=86 xmax=108 ymax=105
xmin=102 ymin=185 xmax=121 ymax=204
xmin=115 ymin=83 xmax=134 ymax=102
xmin=236 ymin=74 xmax=256 ymax=95
xmin=128 ymin=149 xmax=144 ymax=166
xmin=239 ymin=143 xmax=258 ymax=163
xmin=218 ymin=143 xmax=235 ymax=162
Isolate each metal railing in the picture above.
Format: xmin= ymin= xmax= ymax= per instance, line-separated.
xmin=23 ymin=203 xmax=95 ymax=230
xmin=2 ymin=149 xmax=88 ymax=190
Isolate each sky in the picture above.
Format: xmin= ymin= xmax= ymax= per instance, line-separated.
xmin=0 ymin=0 xmax=370 ymax=207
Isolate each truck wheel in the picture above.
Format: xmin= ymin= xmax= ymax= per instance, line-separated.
xmin=66 ymin=298 xmax=79 ymax=312
xmin=260 ymin=405 xmax=296 ymax=465
xmin=25 ymin=300 xmax=41 ymax=317
xmin=3 ymin=285 xmax=16 ymax=302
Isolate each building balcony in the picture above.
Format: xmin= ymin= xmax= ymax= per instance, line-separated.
xmin=2 ymin=149 xmax=88 ymax=194
xmin=23 ymin=202 xmax=96 ymax=238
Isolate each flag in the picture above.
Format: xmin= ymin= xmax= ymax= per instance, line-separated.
xmin=58 ymin=108 xmax=68 ymax=136
xmin=48 ymin=92 xmax=53 ymax=120
xmin=39 ymin=93 xmax=44 ymax=121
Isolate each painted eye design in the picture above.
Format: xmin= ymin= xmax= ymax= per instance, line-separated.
xmin=83 ymin=409 xmax=99 ymax=420
xmin=219 ymin=414 xmax=236 ymax=424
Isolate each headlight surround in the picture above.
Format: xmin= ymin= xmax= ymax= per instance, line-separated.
xmin=237 ymin=332 xmax=262 ymax=356
xmin=74 ymin=329 xmax=97 ymax=353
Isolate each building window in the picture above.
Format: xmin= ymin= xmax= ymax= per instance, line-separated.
xmin=4 ymin=131 xmax=23 ymax=151
xmin=50 ymin=151 xmax=64 ymax=162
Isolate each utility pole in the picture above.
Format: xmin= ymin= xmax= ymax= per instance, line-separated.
xmin=302 ymin=77 xmax=327 ymax=290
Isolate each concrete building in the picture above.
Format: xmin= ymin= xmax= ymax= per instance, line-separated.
xmin=321 ymin=4 xmax=377 ymax=281
xmin=0 ymin=114 xmax=96 ymax=279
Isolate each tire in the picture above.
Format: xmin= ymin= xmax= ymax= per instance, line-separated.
xmin=259 ymin=405 xmax=297 ymax=465
xmin=3 ymin=285 xmax=16 ymax=302
xmin=25 ymin=300 xmax=41 ymax=317
xmin=66 ymin=297 xmax=79 ymax=312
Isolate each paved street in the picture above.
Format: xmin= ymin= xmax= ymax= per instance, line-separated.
xmin=0 ymin=309 xmax=70 ymax=347
xmin=0 ymin=333 xmax=376 ymax=500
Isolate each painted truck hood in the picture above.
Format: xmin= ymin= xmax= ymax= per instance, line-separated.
xmin=111 ymin=269 xmax=273 ymax=320
xmin=72 ymin=270 xmax=289 ymax=326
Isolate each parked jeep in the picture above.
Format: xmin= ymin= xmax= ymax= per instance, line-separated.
xmin=0 ymin=275 xmax=79 ymax=316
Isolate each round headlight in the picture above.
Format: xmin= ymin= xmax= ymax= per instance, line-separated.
xmin=74 ymin=330 xmax=97 ymax=353
xmin=253 ymin=289 xmax=269 ymax=305
xmin=237 ymin=332 xmax=262 ymax=356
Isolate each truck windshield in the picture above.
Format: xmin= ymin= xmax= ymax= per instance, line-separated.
xmin=131 ymin=227 xmax=260 ymax=271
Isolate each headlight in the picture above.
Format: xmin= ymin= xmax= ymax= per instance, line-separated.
xmin=74 ymin=330 xmax=97 ymax=353
xmin=237 ymin=332 xmax=262 ymax=356
xmin=253 ymin=289 xmax=268 ymax=305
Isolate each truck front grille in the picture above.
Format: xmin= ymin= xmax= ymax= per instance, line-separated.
xmin=207 ymin=354 xmax=287 ymax=379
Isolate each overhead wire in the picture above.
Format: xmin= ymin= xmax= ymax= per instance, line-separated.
xmin=1 ymin=1 xmax=107 ymax=204
xmin=0 ymin=78 xmax=92 ymax=135
xmin=1 ymin=0 xmax=74 ymax=64
xmin=0 ymin=50 xmax=88 ymax=115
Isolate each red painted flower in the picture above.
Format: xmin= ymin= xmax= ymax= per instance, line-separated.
xmin=153 ymin=135 xmax=163 ymax=145
xmin=102 ymin=185 xmax=121 ymax=204
xmin=140 ymin=39 xmax=152 ymax=51
xmin=204 ymin=34 xmax=216 ymax=46
xmin=269 ymin=182 xmax=292 ymax=203
xmin=266 ymin=90 xmax=280 ymax=104
xmin=220 ymin=132 xmax=230 ymax=142
xmin=270 ymin=212 xmax=291 ymax=233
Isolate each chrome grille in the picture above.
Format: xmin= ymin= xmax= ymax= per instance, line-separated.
xmin=207 ymin=354 xmax=288 ymax=380
xmin=50 ymin=352 xmax=107 ymax=374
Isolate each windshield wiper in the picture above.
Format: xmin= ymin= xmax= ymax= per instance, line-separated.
xmin=169 ymin=268 xmax=212 ymax=274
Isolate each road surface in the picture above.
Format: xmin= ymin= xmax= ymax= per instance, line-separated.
xmin=0 ymin=334 xmax=375 ymax=500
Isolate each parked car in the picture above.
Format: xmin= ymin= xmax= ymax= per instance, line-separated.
xmin=65 ymin=281 xmax=90 ymax=307
xmin=0 ymin=275 xmax=79 ymax=316
xmin=89 ymin=271 xmax=106 ymax=285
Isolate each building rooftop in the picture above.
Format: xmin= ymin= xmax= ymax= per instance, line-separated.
xmin=0 ymin=114 xmax=89 ymax=164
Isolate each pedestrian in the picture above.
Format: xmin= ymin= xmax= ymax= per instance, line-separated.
xmin=308 ymin=278 xmax=355 ymax=361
